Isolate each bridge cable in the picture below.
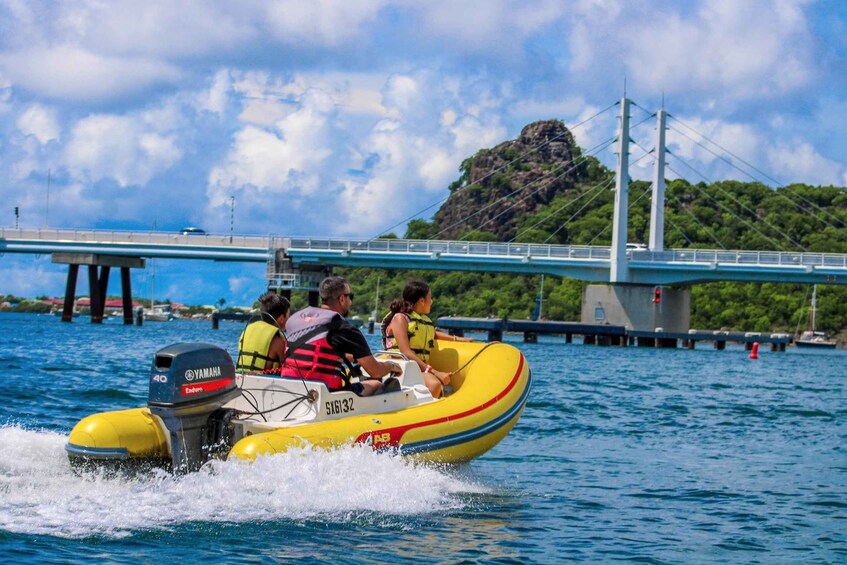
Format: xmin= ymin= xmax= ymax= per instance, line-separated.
xmin=671 ymin=202 xmax=728 ymax=249
xmin=539 ymin=179 xmax=616 ymax=245
xmin=629 ymin=139 xmax=728 ymax=249
xmin=456 ymin=109 xmax=658 ymax=241
xmin=665 ymin=150 xmax=807 ymax=250
xmin=507 ymin=176 xmax=615 ymax=243
xmin=370 ymin=101 xmax=620 ymax=240
xmin=584 ymin=183 xmax=654 ymax=247
xmin=435 ymin=135 xmax=617 ymax=240
xmin=665 ymin=159 xmax=804 ymax=251
xmin=667 ymin=116 xmax=847 ymax=230
xmin=664 ymin=215 xmax=696 ymax=246
xmin=453 ymin=136 xmax=618 ymax=239
xmin=581 ymin=148 xmax=658 ymax=246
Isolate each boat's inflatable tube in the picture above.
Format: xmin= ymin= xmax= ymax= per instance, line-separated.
xmin=65 ymin=340 xmax=531 ymax=470
xmin=66 ymin=408 xmax=169 ymax=461
xmin=228 ymin=340 xmax=531 ymax=463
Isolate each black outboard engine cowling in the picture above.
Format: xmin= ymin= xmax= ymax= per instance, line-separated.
xmin=148 ymin=343 xmax=240 ymax=473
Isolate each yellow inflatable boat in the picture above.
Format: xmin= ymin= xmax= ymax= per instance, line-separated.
xmin=66 ymin=340 xmax=531 ymax=473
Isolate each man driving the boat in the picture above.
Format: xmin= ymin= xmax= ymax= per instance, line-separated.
xmin=236 ymin=292 xmax=291 ymax=372
xmin=281 ymin=276 xmax=401 ymax=396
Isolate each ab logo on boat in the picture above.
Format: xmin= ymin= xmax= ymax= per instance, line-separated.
xmin=359 ymin=431 xmax=396 ymax=449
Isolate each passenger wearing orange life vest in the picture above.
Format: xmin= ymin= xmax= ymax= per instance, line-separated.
xmin=281 ymin=276 xmax=401 ymax=396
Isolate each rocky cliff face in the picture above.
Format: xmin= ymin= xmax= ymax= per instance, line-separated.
xmin=434 ymin=120 xmax=583 ymax=241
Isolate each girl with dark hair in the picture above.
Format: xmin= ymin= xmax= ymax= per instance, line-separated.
xmin=381 ymin=280 xmax=473 ymax=397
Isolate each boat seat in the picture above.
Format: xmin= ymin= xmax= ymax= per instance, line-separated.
xmin=395 ymin=360 xmax=426 ymax=389
xmin=360 ymin=358 xmax=427 ymax=391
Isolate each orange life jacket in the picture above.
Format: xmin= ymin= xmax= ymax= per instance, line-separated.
xmin=280 ymin=307 xmax=348 ymax=390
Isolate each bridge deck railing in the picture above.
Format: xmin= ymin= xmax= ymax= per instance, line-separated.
xmin=0 ymin=227 xmax=270 ymax=249
xmin=286 ymin=238 xmax=847 ymax=268
xmin=287 ymin=238 xmax=614 ymax=260
xmin=4 ymin=229 xmax=847 ymax=270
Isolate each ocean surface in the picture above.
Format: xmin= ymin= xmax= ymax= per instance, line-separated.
xmin=0 ymin=312 xmax=844 ymax=564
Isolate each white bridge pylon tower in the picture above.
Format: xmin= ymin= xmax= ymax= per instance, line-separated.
xmin=649 ymin=108 xmax=667 ymax=252
xmin=609 ymin=97 xmax=631 ymax=283
xmin=610 ymin=97 xmax=667 ymax=283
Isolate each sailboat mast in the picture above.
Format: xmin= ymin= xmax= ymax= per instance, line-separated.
xmin=538 ymin=274 xmax=544 ymax=320
xmin=810 ymin=284 xmax=817 ymax=332
xmin=151 ymin=259 xmax=155 ymax=310
xmin=373 ymin=276 xmax=380 ymax=320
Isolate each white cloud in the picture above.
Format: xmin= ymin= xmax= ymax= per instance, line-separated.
xmin=52 ymin=1 xmax=255 ymax=59
xmin=228 ymin=276 xmax=255 ymax=298
xmin=198 ymin=69 xmax=231 ymax=115
xmin=16 ymin=104 xmax=60 ymax=143
xmin=0 ymin=72 xmax=12 ymax=113
xmin=767 ymin=142 xmax=844 ymax=186
xmin=567 ymin=0 xmax=814 ymax=100
xmin=0 ymin=259 xmax=68 ymax=297
xmin=262 ymin=0 xmax=386 ymax=47
xmin=665 ymin=116 xmax=760 ymax=173
xmin=336 ymin=73 xmax=508 ymax=234
xmin=207 ymin=88 xmax=337 ymax=212
xmin=0 ymin=45 xmax=181 ymax=101
xmin=411 ymin=0 xmax=567 ymax=53
xmin=64 ymin=113 xmax=182 ymax=186
xmin=451 ymin=115 xmax=508 ymax=159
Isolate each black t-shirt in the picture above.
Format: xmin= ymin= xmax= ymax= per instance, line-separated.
xmin=326 ymin=315 xmax=372 ymax=360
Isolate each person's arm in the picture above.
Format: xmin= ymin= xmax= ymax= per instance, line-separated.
xmin=357 ymin=355 xmax=401 ymax=379
xmin=434 ymin=330 xmax=473 ymax=343
xmin=391 ymin=314 xmax=451 ymax=384
xmin=329 ymin=320 xmax=399 ymax=379
xmin=266 ymin=334 xmax=287 ymax=369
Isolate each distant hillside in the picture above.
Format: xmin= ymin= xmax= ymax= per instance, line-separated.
xmin=344 ymin=121 xmax=847 ymax=337
xmin=433 ymin=120 xmax=589 ymax=240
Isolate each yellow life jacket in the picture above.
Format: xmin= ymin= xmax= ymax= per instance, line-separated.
xmin=383 ymin=310 xmax=435 ymax=361
xmin=236 ymin=320 xmax=281 ymax=372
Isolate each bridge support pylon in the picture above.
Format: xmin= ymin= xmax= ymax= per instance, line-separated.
xmin=52 ymin=253 xmax=145 ymax=324
xmin=266 ymin=248 xmax=327 ymax=305
xmin=581 ymin=284 xmax=690 ymax=332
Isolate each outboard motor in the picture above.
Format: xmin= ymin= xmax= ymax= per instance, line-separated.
xmin=148 ymin=343 xmax=240 ymax=473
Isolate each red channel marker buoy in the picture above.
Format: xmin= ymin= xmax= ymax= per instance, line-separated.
xmin=749 ymin=341 xmax=759 ymax=360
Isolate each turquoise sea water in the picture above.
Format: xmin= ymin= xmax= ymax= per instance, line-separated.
xmin=0 ymin=312 xmax=844 ymax=563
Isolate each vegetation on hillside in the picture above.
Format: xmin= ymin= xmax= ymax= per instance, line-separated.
xmin=339 ymin=127 xmax=847 ymax=336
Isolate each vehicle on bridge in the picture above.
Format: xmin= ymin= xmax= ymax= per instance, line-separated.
xmin=65 ymin=339 xmax=531 ymax=473
xmin=179 ymin=227 xmax=206 ymax=235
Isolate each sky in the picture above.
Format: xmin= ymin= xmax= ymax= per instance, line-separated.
xmin=1 ymin=0 xmax=846 ymax=306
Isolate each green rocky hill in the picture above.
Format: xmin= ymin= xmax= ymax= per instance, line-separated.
xmin=331 ymin=120 xmax=847 ymax=338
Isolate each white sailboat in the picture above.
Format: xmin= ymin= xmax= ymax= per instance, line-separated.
xmin=144 ymin=259 xmax=172 ymax=322
xmin=795 ymin=285 xmax=836 ymax=349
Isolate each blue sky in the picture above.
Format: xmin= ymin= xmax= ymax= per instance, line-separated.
xmin=1 ymin=0 xmax=846 ymax=305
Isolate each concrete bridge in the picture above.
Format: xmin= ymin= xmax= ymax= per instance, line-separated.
xmin=1 ymin=98 xmax=842 ymax=330
xmin=2 ymin=228 xmax=846 ymax=287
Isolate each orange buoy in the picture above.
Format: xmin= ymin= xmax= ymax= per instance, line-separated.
xmin=749 ymin=341 xmax=759 ymax=360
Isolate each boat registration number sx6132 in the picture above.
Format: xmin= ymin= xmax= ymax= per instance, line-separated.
xmin=326 ymin=398 xmax=355 ymax=415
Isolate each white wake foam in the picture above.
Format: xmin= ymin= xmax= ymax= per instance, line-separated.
xmin=0 ymin=425 xmax=487 ymax=539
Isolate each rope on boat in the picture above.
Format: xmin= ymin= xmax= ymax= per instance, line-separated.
xmin=451 ymin=341 xmax=500 ymax=375
xmin=236 ymin=387 xmax=312 ymax=422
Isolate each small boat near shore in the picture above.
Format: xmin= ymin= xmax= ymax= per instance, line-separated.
xmin=143 ymin=305 xmax=176 ymax=322
xmin=796 ymin=285 xmax=836 ymax=349
xmin=65 ymin=339 xmax=531 ymax=473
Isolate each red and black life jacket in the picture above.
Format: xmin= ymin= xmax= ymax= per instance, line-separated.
xmin=280 ymin=307 xmax=348 ymax=390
